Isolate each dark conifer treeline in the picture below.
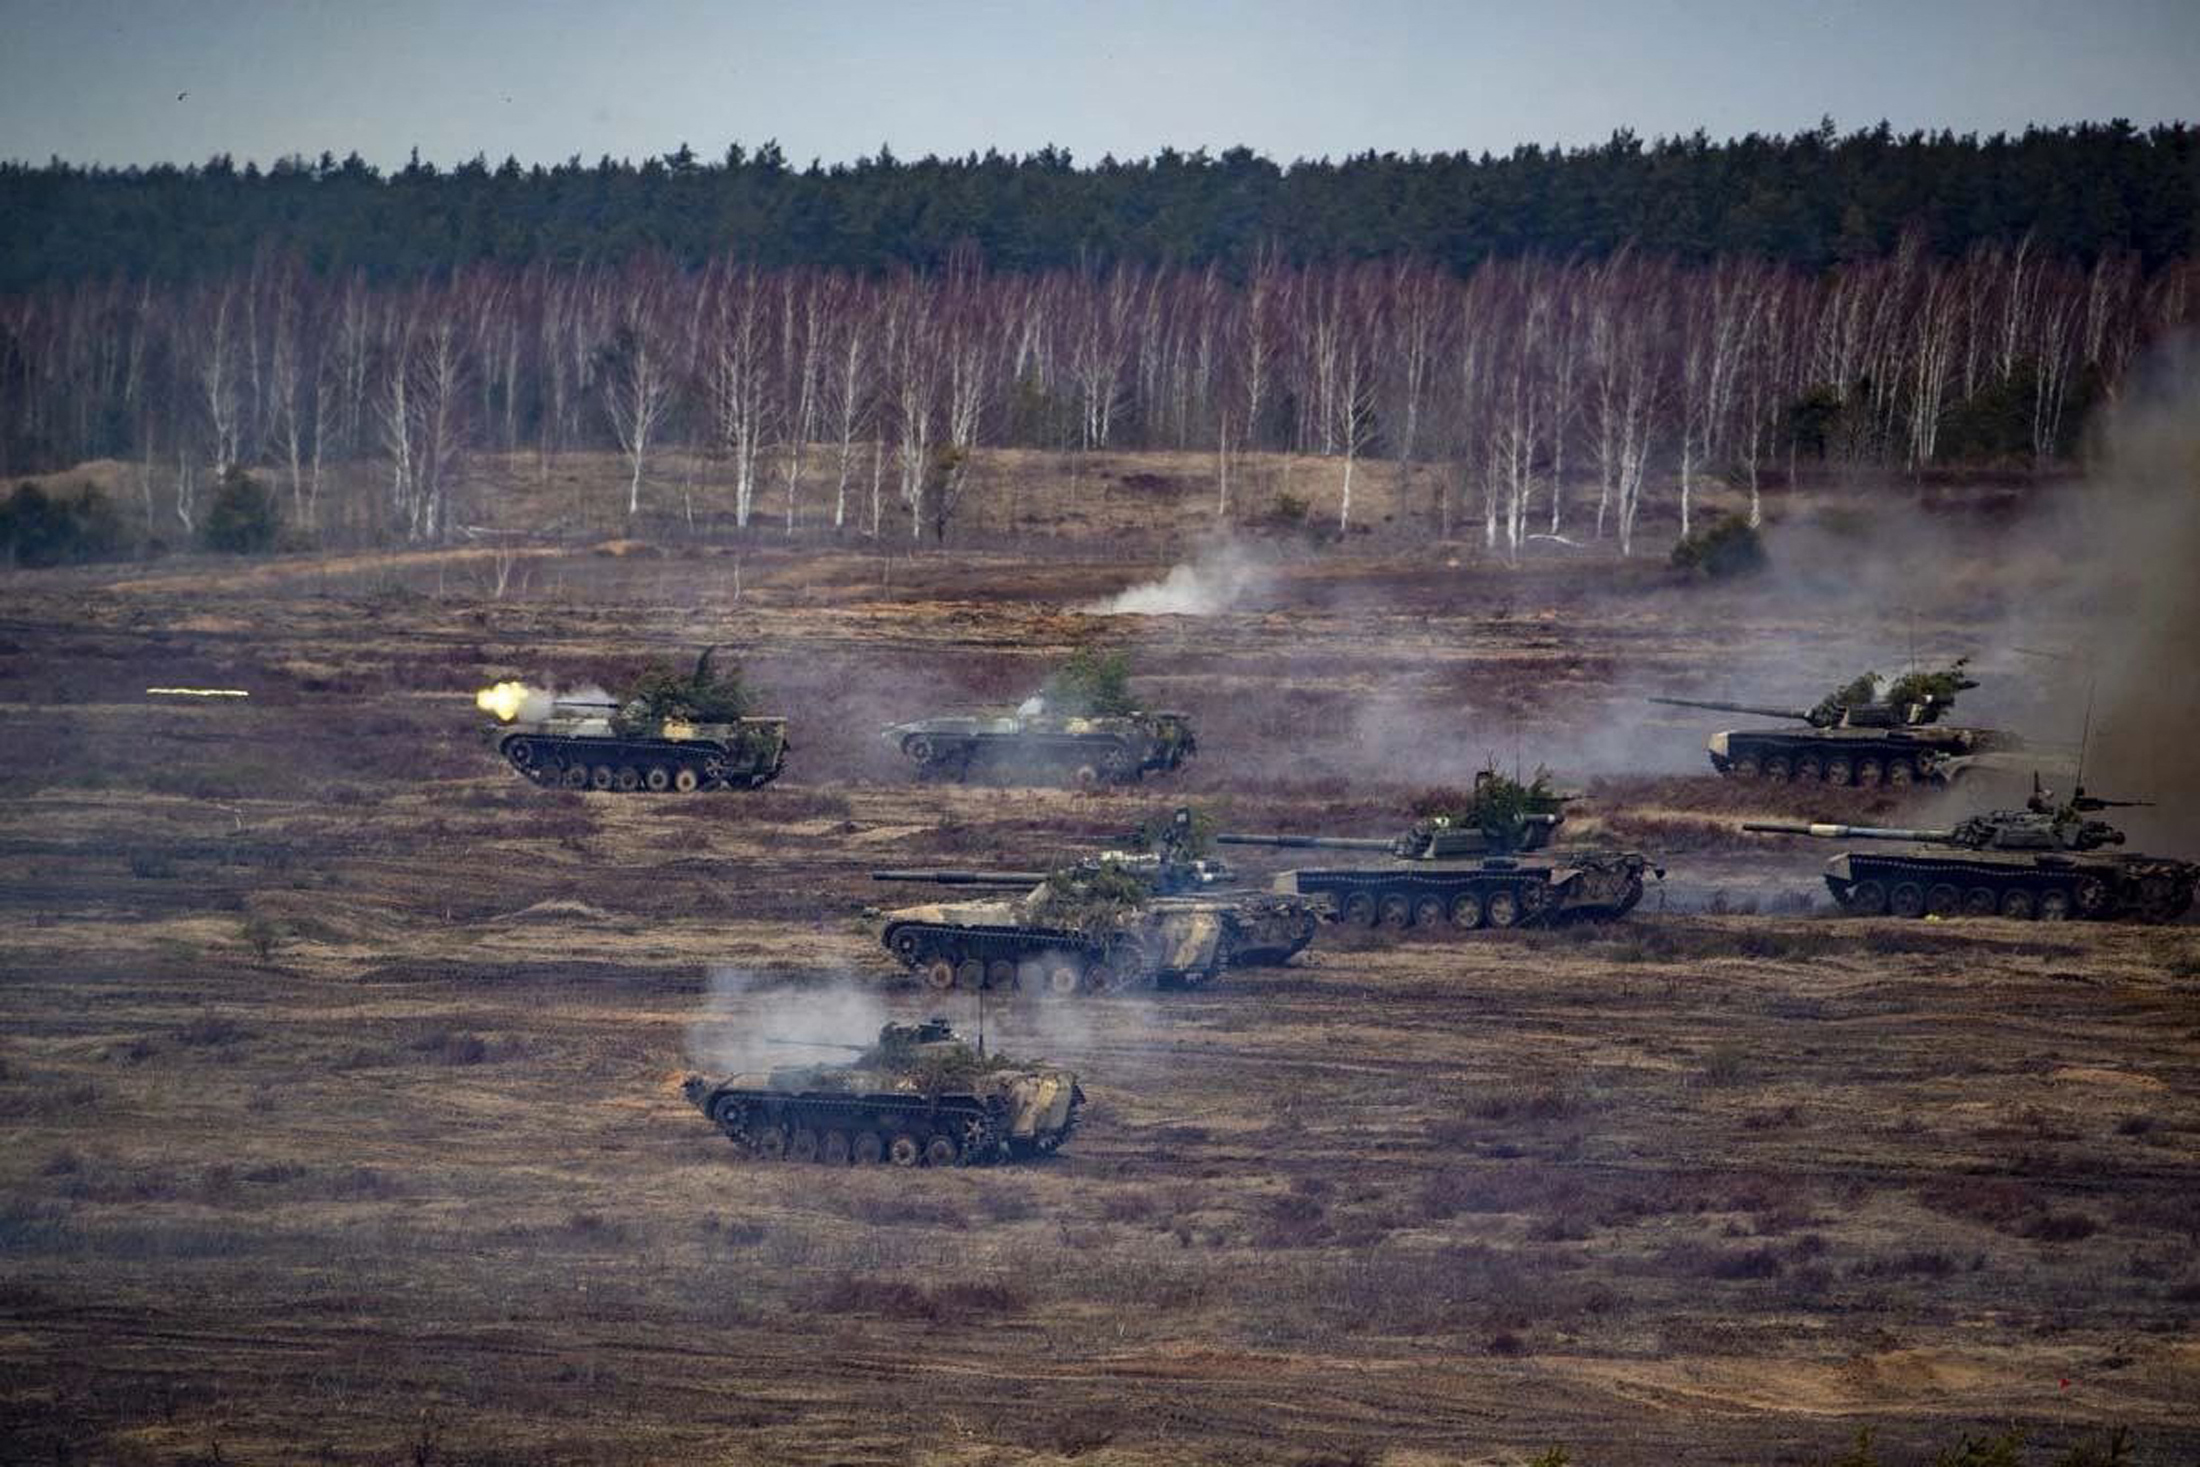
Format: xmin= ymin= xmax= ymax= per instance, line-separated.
xmin=2 ymin=121 xmax=2194 ymax=291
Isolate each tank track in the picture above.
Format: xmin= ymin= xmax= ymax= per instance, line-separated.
xmin=704 ymin=1091 xmax=1077 ymax=1166
xmin=1294 ymin=868 xmax=1557 ymax=932
xmin=498 ymin=733 xmax=784 ymax=793
xmin=1712 ymin=734 xmax=1962 ymax=788
xmin=879 ymin=920 xmax=1219 ymax=993
xmin=1828 ymin=854 xmax=2197 ymax=923
xmin=902 ymin=733 xmax=1153 ymax=786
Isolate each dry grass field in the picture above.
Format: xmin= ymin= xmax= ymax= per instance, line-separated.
xmin=1 ymin=459 xmax=2195 ymax=1465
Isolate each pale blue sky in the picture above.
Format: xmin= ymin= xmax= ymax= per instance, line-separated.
xmin=1 ymin=0 xmax=2194 ymax=169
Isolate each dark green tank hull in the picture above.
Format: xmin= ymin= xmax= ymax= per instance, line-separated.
xmin=699 ymin=1087 xmax=1080 ymax=1165
xmin=495 ymin=730 xmax=785 ymax=792
xmin=1826 ymin=850 xmax=2197 ymax=923
xmin=1278 ymin=856 xmax=1649 ymax=933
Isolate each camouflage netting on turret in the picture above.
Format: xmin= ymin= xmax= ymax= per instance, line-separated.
xmin=1410 ymin=769 xmax=1565 ymax=846
xmin=619 ymin=646 xmax=753 ymax=731
xmin=1029 ymin=859 xmax=1155 ymax=934
xmin=1884 ymin=660 xmax=1978 ymax=718
xmin=1129 ymin=806 xmax=1216 ymax=861
xmin=1811 ymin=674 xmax=1883 ymax=725
xmin=1042 ymin=647 xmax=1138 ymax=717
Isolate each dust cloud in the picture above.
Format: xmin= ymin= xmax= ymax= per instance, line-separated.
xmin=1085 ymin=539 xmax=1274 ymax=616
xmin=2063 ymin=340 xmax=2200 ymax=854
xmin=685 ymin=967 xmax=891 ymax=1076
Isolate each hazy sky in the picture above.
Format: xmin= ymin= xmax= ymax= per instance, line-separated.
xmin=2 ymin=0 xmax=2195 ymax=170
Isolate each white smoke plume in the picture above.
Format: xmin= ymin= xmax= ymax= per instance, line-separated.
xmin=686 ymin=967 xmax=892 ymax=1076
xmin=1085 ymin=539 xmax=1275 ymax=616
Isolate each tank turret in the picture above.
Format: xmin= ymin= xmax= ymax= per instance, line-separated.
xmin=1744 ymin=783 xmax=2192 ymax=922
xmin=1650 ymin=660 xmax=2017 ymax=786
xmin=479 ymin=645 xmax=789 ymax=793
xmin=1214 ymin=771 xmax=1658 ymax=934
xmin=682 ymin=1019 xmax=1083 ymax=1166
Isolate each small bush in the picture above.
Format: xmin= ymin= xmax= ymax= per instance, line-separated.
xmin=201 ymin=466 xmax=281 ymax=553
xmin=175 ymin=1013 xmax=249 ymax=1047
xmin=0 ymin=481 xmax=124 ymax=566
xmin=1670 ymin=513 xmax=1767 ymax=580
xmin=2022 ymin=1210 xmax=2100 ymax=1243
xmin=128 ymin=849 xmax=178 ymax=879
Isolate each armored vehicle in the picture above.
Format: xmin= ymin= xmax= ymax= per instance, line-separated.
xmin=479 ymin=646 xmax=787 ymax=792
xmin=1217 ymin=772 xmax=1662 ymax=931
xmin=682 ymin=1019 xmax=1082 ymax=1166
xmin=1744 ymin=783 xmax=2196 ymax=923
xmin=1650 ymin=660 xmax=2021 ymax=787
xmin=870 ymin=837 xmax=1322 ymax=993
xmin=885 ymin=703 xmax=1195 ymax=785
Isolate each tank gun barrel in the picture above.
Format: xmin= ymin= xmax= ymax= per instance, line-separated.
xmin=550 ymin=697 xmax=619 ymax=709
xmin=1648 ymin=696 xmax=1811 ymax=721
xmin=760 ymin=1037 xmax=869 ymax=1052
xmin=869 ymin=869 xmax=1050 ymax=886
xmin=1216 ymin=832 xmax=1397 ymax=851
xmin=1742 ymin=821 xmax=1950 ymax=842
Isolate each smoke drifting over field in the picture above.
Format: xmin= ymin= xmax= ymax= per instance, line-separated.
xmin=687 ymin=967 xmax=891 ymax=1077
xmin=2067 ymin=340 xmax=2200 ymax=854
xmin=1085 ymin=540 xmax=1275 ymax=616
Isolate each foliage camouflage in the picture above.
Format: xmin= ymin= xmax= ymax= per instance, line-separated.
xmin=0 ymin=481 xmax=122 ymax=566
xmin=621 ymin=647 xmax=752 ymax=727
xmin=201 ymin=467 xmax=281 ymax=553
xmin=1128 ymin=806 xmax=1218 ymax=861
xmin=1043 ymin=647 xmax=1138 ymax=717
xmin=1409 ymin=769 xmax=1566 ymax=846
xmin=1669 ymin=514 xmax=1767 ymax=579
xmin=1030 ymin=859 xmax=1157 ymax=936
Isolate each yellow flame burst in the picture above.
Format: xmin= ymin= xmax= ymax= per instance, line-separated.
xmin=475 ymin=681 xmax=534 ymax=722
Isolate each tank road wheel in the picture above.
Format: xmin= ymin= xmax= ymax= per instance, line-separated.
xmin=985 ymin=958 xmax=1017 ymax=991
xmin=788 ymin=1127 xmax=820 ymax=1163
xmin=613 ymin=765 xmax=642 ymax=793
xmin=902 ymin=735 xmax=937 ymax=767
xmin=887 ymin=1132 xmax=922 ymax=1168
xmin=1072 ymin=764 xmax=1102 ymax=789
xmin=1485 ymin=890 xmax=1522 ymax=929
xmin=1825 ymin=755 xmax=1854 ymax=787
xmin=888 ymin=927 xmax=927 ymax=967
xmin=1450 ymin=892 xmax=1485 ymax=930
xmin=1763 ymin=755 xmax=1793 ymax=782
xmin=1855 ymin=757 xmax=1885 ymax=788
xmin=922 ymin=956 xmax=958 ymax=991
xmin=1731 ymin=754 xmax=1763 ymax=779
xmin=672 ymin=765 xmax=700 ymax=794
xmin=589 ymin=764 xmax=616 ymax=791
xmin=852 ymin=1131 xmax=885 ymax=1166
xmin=954 ymin=958 xmax=985 ymax=992
xmin=2074 ymin=877 xmax=2109 ymax=917
xmin=750 ymin=1125 xmax=788 ymax=1162
xmin=1097 ymin=743 xmax=1135 ymax=782
xmin=558 ymin=764 xmax=586 ymax=789
xmin=1924 ymin=883 xmax=1960 ymax=918
xmin=1014 ymin=958 xmax=1046 ymax=993
xmin=1889 ymin=882 xmax=1927 ymax=919
xmin=922 ymin=1135 xmax=960 ymax=1168
xmin=708 ymin=1094 xmax=744 ymax=1130
xmin=1962 ymin=886 xmax=1999 ymax=917
xmin=644 ymin=765 xmax=672 ymax=793
xmin=2037 ymin=889 xmax=2072 ymax=922
xmin=1342 ymin=892 xmax=1379 ymax=927
xmin=1413 ymin=896 xmax=1448 ymax=929
xmin=2000 ymin=889 xmax=2036 ymax=920
xmin=1378 ymin=893 xmax=1413 ymax=930
xmin=504 ymin=737 xmax=536 ymax=769
xmin=1797 ymin=754 xmax=1826 ymax=783
xmin=1848 ymin=879 xmax=1889 ymax=916
xmin=1886 ymin=759 xmax=1916 ymax=788
xmin=821 ymin=1131 xmax=852 ymax=1166
xmin=1044 ymin=958 xmax=1086 ymax=997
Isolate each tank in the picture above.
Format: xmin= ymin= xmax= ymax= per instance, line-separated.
xmin=479 ymin=646 xmax=788 ymax=792
xmin=884 ymin=700 xmax=1196 ymax=785
xmin=1743 ymin=783 xmax=2196 ymax=923
xmin=1649 ymin=660 xmax=2023 ymax=788
xmin=1215 ymin=772 xmax=1662 ymax=932
xmin=868 ymin=837 xmax=1325 ymax=994
xmin=681 ymin=1018 xmax=1083 ymax=1166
